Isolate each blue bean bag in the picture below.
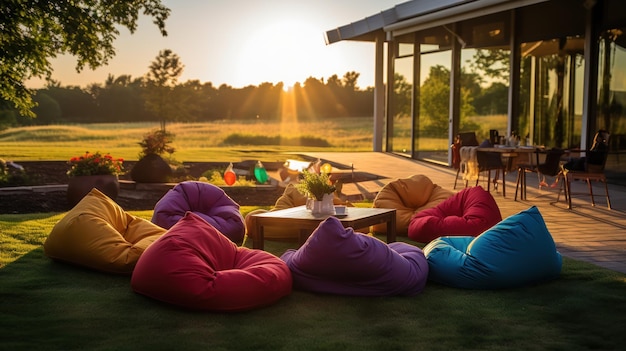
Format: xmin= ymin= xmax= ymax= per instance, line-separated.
xmin=151 ymin=181 xmax=245 ymax=243
xmin=423 ymin=206 xmax=562 ymax=289
xmin=132 ymin=212 xmax=292 ymax=312
xmin=280 ymin=216 xmax=429 ymax=296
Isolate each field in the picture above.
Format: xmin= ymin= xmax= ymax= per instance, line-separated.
xmin=0 ymin=115 xmax=509 ymax=162
xmin=0 ymin=119 xmax=376 ymax=162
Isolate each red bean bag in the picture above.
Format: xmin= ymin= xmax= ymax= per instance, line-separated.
xmin=131 ymin=212 xmax=292 ymax=312
xmin=44 ymin=188 xmax=166 ymax=274
xmin=408 ymin=186 xmax=502 ymax=243
xmin=280 ymin=217 xmax=428 ymax=296
xmin=151 ymin=181 xmax=245 ymax=243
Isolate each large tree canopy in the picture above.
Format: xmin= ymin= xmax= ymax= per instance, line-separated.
xmin=0 ymin=0 xmax=170 ymax=116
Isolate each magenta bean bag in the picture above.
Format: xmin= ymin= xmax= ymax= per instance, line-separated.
xmin=408 ymin=186 xmax=502 ymax=243
xmin=131 ymin=212 xmax=292 ymax=312
xmin=280 ymin=217 xmax=428 ymax=296
xmin=151 ymin=181 xmax=245 ymax=243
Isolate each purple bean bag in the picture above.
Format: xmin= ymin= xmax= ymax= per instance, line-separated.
xmin=152 ymin=181 xmax=245 ymax=243
xmin=280 ymin=217 xmax=429 ymax=296
xmin=408 ymin=186 xmax=502 ymax=243
xmin=132 ymin=212 xmax=292 ymax=312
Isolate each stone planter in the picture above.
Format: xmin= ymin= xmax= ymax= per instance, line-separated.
xmin=130 ymin=154 xmax=172 ymax=183
xmin=67 ymin=174 xmax=119 ymax=207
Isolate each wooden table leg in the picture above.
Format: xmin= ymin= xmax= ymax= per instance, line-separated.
xmin=253 ymin=220 xmax=264 ymax=250
xmin=386 ymin=214 xmax=396 ymax=243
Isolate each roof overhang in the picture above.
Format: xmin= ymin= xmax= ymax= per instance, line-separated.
xmin=324 ymin=0 xmax=471 ymax=44
xmin=325 ymin=0 xmax=549 ymax=45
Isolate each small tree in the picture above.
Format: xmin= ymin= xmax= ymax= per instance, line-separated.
xmin=143 ymin=49 xmax=184 ymax=131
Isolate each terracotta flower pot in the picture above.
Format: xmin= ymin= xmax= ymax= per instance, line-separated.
xmin=67 ymin=174 xmax=119 ymax=207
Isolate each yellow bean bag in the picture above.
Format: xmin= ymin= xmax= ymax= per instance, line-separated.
xmin=44 ymin=188 xmax=166 ymax=274
xmin=372 ymin=174 xmax=454 ymax=236
xmin=245 ymin=184 xmax=350 ymax=241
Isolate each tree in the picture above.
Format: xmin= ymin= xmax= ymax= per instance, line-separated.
xmin=143 ymin=49 xmax=184 ymax=131
xmin=420 ymin=65 xmax=478 ymax=135
xmin=0 ymin=0 xmax=170 ymax=117
xmin=470 ymin=49 xmax=510 ymax=84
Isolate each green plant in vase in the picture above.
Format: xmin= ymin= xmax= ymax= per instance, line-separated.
xmin=296 ymin=170 xmax=336 ymax=201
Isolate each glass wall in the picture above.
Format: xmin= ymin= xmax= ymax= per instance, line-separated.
xmin=416 ymin=49 xmax=451 ymax=163
xmin=518 ymin=37 xmax=584 ymax=149
xmin=388 ymin=43 xmax=414 ymax=157
xmin=460 ymin=48 xmax=510 ymax=143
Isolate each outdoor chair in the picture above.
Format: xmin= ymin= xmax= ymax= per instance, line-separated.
xmin=515 ymin=148 xmax=565 ymax=201
xmin=452 ymin=132 xmax=479 ymax=189
xmin=475 ymin=148 xmax=507 ymax=196
xmin=557 ymin=130 xmax=611 ymax=210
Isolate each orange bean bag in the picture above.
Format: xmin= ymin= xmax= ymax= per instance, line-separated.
xmin=44 ymin=188 xmax=166 ymax=274
xmin=372 ymin=174 xmax=454 ymax=236
xmin=131 ymin=212 xmax=292 ymax=312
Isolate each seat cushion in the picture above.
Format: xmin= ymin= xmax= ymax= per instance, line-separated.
xmin=423 ymin=206 xmax=562 ymax=289
xmin=408 ymin=186 xmax=502 ymax=243
xmin=372 ymin=175 xmax=454 ymax=235
xmin=280 ymin=217 xmax=428 ymax=296
xmin=44 ymin=188 xmax=166 ymax=274
xmin=132 ymin=212 xmax=292 ymax=312
xmin=152 ymin=181 xmax=245 ymax=243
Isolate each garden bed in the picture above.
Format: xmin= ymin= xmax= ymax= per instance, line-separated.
xmin=0 ymin=161 xmax=285 ymax=214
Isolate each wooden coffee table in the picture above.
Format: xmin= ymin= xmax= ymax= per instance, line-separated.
xmin=250 ymin=206 xmax=396 ymax=250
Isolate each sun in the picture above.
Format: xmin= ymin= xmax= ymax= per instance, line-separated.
xmin=235 ymin=20 xmax=327 ymax=88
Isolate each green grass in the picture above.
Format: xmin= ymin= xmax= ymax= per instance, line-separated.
xmin=1 ymin=209 xmax=626 ymax=350
xmin=1 ymin=120 xmax=626 ymax=349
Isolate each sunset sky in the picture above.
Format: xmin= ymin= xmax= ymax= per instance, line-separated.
xmin=26 ymin=0 xmax=402 ymax=90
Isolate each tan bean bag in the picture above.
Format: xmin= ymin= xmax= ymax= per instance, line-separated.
xmin=245 ymin=184 xmax=351 ymax=241
xmin=44 ymin=188 xmax=166 ymax=274
xmin=371 ymin=174 xmax=454 ymax=236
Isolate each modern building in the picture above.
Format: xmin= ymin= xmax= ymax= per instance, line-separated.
xmin=326 ymin=0 xmax=626 ymax=183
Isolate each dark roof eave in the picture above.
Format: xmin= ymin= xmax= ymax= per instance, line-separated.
xmin=324 ymin=0 xmax=474 ymax=45
xmin=325 ymin=29 xmax=384 ymax=44
xmin=325 ymin=8 xmax=398 ymax=45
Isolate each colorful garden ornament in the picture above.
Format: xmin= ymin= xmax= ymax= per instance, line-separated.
xmin=224 ymin=163 xmax=236 ymax=186
xmin=254 ymin=161 xmax=269 ymax=184
xmin=320 ymin=163 xmax=332 ymax=174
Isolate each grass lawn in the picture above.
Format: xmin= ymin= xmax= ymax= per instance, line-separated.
xmin=1 ymin=209 xmax=626 ymax=350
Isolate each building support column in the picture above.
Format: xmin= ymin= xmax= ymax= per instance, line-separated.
xmin=449 ymin=24 xmax=462 ymax=165
xmin=373 ymin=33 xmax=385 ymax=152
xmin=582 ymin=0 xmax=601 ymax=149
xmin=508 ymin=9 xmax=521 ymax=138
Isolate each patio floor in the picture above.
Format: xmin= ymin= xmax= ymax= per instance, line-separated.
xmin=304 ymin=152 xmax=626 ymax=275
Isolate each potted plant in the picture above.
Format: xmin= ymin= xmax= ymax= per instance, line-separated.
xmin=66 ymin=151 xmax=124 ymax=206
xmin=296 ymin=170 xmax=336 ymax=215
xmin=130 ymin=129 xmax=175 ymax=183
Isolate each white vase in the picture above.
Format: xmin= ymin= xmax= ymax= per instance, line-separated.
xmin=307 ymin=193 xmax=335 ymax=215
